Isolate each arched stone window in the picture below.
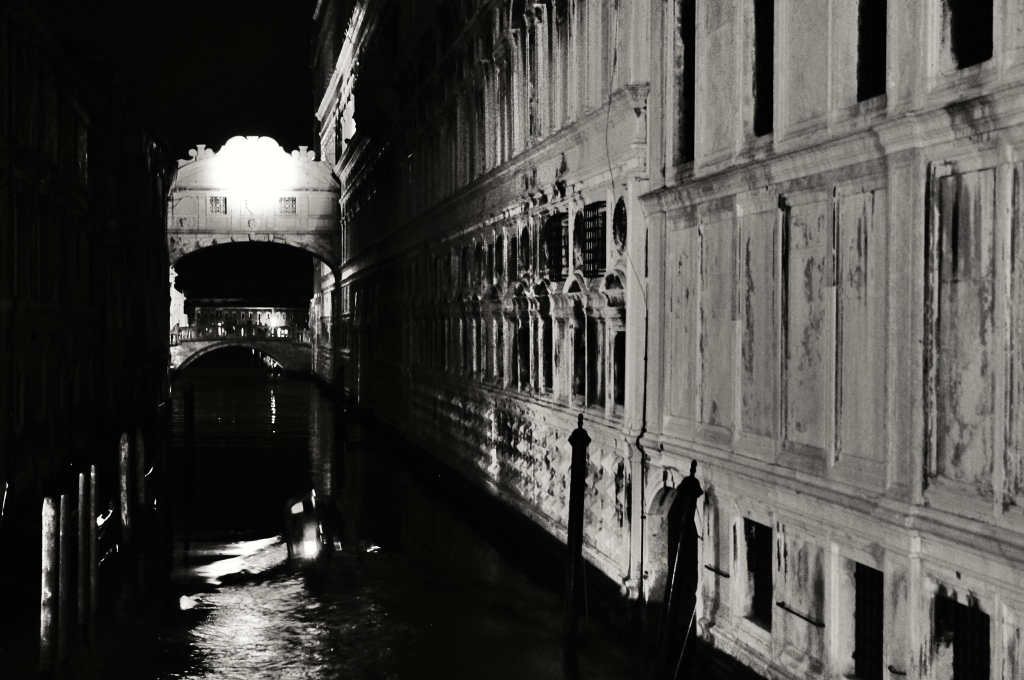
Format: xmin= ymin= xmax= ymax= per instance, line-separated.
xmin=475 ymin=242 xmax=485 ymax=284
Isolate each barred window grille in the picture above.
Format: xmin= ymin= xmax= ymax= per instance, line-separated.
xmin=279 ymin=197 xmax=297 ymax=214
xmin=744 ymin=518 xmax=773 ymax=630
xmin=582 ymin=202 xmax=607 ymax=278
xmin=546 ymin=214 xmax=569 ymax=282
xmin=935 ymin=594 xmax=991 ymax=680
xmin=854 ymin=563 xmax=884 ymax=680
xmin=209 ymin=196 xmax=227 ymax=214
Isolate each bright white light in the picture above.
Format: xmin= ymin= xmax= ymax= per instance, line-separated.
xmin=208 ymin=136 xmax=300 ymax=207
xmin=303 ymin=540 xmax=319 ymax=558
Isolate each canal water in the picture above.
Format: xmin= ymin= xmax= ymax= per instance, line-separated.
xmin=92 ymin=353 xmax=644 ymax=679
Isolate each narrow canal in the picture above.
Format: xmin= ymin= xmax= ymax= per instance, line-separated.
xmin=92 ymin=351 xmax=644 ymax=679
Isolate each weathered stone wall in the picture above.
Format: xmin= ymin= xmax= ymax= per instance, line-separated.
xmin=317 ymin=0 xmax=1024 ymax=677
xmin=640 ymin=0 xmax=1024 ymax=678
xmin=315 ymin=0 xmax=652 ymax=591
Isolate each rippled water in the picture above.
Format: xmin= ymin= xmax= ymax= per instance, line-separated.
xmin=92 ymin=366 xmax=642 ymax=679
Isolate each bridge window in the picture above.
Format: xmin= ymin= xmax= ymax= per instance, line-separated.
xmin=209 ymin=196 xmax=227 ymax=214
xmin=278 ymin=197 xmax=297 ymax=214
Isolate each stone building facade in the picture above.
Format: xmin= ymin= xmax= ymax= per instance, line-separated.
xmin=0 ymin=0 xmax=173 ymax=654
xmin=315 ymin=0 xmax=1024 ymax=678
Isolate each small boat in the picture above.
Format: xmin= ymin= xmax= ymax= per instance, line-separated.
xmin=282 ymin=489 xmax=342 ymax=563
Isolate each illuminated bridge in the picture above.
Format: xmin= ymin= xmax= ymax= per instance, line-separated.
xmin=169 ymin=327 xmax=313 ymax=372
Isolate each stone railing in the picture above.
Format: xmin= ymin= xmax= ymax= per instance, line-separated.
xmin=170 ymin=325 xmax=311 ymax=347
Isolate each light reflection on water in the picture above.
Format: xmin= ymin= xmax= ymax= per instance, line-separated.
xmin=103 ymin=368 xmax=641 ymax=679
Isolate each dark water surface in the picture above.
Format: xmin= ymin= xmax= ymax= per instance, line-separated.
xmin=94 ymin=366 xmax=642 ymax=679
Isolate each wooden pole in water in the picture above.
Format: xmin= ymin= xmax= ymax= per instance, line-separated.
xmin=78 ymin=472 xmax=88 ymax=636
xmin=58 ymin=493 xmax=72 ymax=662
xmin=40 ymin=496 xmax=58 ymax=674
xmin=183 ymin=385 xmax=195 ymax=566
xmin=563 ymin=414 xmax=590 ymax=680
xmin=119 ymin=432 xmax=131 ymax=550
xmin=88 ymin=465 xmax=97 ymax=643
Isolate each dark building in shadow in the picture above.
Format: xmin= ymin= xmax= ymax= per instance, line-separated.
xmin=1 ymin=2 xmax=173 ymax=669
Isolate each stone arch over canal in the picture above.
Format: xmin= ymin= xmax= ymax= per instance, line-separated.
xmin=171 ymin=339 xmax=312 ymax=373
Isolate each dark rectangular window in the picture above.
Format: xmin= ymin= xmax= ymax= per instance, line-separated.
xmin=613 ymin=331 xmax=626 ymax=407
xmin=744 ymin=518 xmax=773 ymax=630
xmin=680 ymin=0 xmax=697 ymax=161
xmin=508 ymin=237 xmax=518 ymax=281
xmin=210 ymin=196 xmax=227 ymax=214
xmin=573 ymin=311 xmax=586 ymax=398
xmin=543 ymin=316 xmax=553 ymax=392
xmin=586 ymin=318 xmax=604 ymax=407
xmin=752 ymin=0 xmax=774 ymax=136
xmin=935 ymin=593 xmax=990 ymax=680
xmin=518 ymin=317 xmax=530 ymax=389
xmin=854 ymin=563 xmax=884 ymax=680
xmin=582 ymin=203 xmax=607 ymax=278
xmin=947 ymin=0 xmax=993 ymax=69
xmin=496 ymin=320 xmax=504 ymax=381
xmin=857 ymin=0 xmax=887 ymax=101
xmin=545 ymin=214 xmax=569 ymax=282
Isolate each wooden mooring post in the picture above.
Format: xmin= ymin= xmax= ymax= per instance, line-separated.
xmin=88 ymin=465 xmax=97 ymax=642
xmin=40 ymin=496 xmax=58 ymax=674
xmin=563 ymin=414 xmax=590 ymax=680
xmin=58 ymin=492 xmax=72 ymax=663
xmin=183 ymin=385 xmax=196 ymax=566
xmin=78 ymin=471 xmax=89 ymax=637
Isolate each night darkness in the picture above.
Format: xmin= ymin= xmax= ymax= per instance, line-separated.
xmin=34 ymin=0 xmax=318 ymax=307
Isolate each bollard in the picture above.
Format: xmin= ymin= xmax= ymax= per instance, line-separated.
xmin=59 ymin=493 xmax=72 ymax=662
xmin=562 ymin=414 xmax=590 ymax=680
xmin=88 ymin=466 xmax=97 ymax=642
xmin=78 ymin=472 xmax=88 ymax=634
xmin=40 ymin=497 xmax=58 ymax=673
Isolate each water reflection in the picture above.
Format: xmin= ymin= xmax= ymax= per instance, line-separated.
xmin=99 ymin=366 xmax=641 ymax=679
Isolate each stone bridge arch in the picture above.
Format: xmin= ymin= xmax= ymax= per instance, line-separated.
xmin=167 ymin=136 xmax=341 ymax=268
xmin=171 ymin=339 xmax=312 ymax=373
